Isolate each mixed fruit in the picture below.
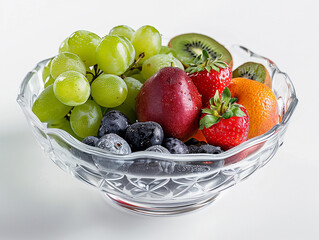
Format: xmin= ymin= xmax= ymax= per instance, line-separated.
xmin=32 ymin=25 xmax=279 ymax=158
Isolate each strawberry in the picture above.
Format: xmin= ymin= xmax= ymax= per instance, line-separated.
xmin=199 ymin=87 xmax=249 ymax=150
xmin=186 ymin=50 xmax=232 ymax=107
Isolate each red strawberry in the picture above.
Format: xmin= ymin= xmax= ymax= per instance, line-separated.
xmin=186 ymin=50 xmax=232 ymax=107
xmin=200 ymin=87 xmax=249 ymax=150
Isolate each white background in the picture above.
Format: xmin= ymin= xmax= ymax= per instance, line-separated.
xmin=1 ymin=0 xmax=319 ymax=239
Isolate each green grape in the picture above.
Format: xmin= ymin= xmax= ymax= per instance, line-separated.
xmin=32 ymin=85 xmax=72 ymax=123
xmin=131 ymin=25 xmax=161 ymax=64
xmin=130 ymin=73 xmax=145 ymax=83
xmin=109 ymin=25 xmax=135 ymax=41
xmin=96 ymin=35 xmax=132 ymax=75
xmin=47 ymin=117 xmax=82 ymax=141
xmin=68 ymin=30 xmax=101 ymax=67
xmin=108 ymin=103 xmax=137 ymax=123
xmin=118 ymin=36 xmax=135 ymax=66
xmin=123 ymin=77 xmax=142 ymax=110
xmin=91 ymin=74 xmax=128 ymax=108
xmin=141 ymin=53 xmax=184 ymax=80
xmin=42 ymin=59 xmax=52 ymax=82
xmin=59 ymin=38 xmax=69 ymax=53
xmin=44 ymin=75 xmax=55 ymax=88
xmin=53 ymin=71 xmax=91 ymax=106
xmin=50 ymin=52 xmax=86 ymax=79
xmin=159 ymin=46 xmax=177 ymax=57
xmin=70 ymin=100 xmax=103 ymax=138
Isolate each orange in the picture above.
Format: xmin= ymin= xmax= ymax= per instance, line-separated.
xmin=228 ymin=78 xmax=279 ymax=139
xmin=192 ymin=129 xmax=207 ymax=143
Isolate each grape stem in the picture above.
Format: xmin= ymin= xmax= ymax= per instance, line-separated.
xmin=87 ymin=64 xmax=103 ymax=84
xmin=128 ymin=52 xmax=145 ymax=71
xmin=121 ymin=52 xmax=145 ymax=79
xmin=64 ymin=111 xmax=72 ymax=121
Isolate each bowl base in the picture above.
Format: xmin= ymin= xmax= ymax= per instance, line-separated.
xmin=102 ymin=192 xmax=220 ymax=216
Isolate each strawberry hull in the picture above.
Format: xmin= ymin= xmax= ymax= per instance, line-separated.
xmin=201 ymin=106 xmax=249 ymax=151
xmin=136 ymin=67 xmax=202 ymax=142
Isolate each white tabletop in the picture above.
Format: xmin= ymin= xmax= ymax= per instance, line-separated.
xmin=1 ymin=0 xmax=319 ymax=239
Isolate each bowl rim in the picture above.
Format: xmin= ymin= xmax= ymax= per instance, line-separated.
xmin=17 ymin=45 xmax=298 ymax=163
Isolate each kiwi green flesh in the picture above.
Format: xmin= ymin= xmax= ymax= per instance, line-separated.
xmin=168 ymin=33 xmax=232 ymax=67
xmin=233 ymin=62 xmax=266 ymax=84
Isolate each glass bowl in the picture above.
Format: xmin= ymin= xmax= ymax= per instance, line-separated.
xmin=17 ymin=45 xmax=298 ymax=216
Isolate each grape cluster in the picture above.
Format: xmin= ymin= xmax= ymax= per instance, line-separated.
xmin=33 ymin=25 xmax=184 ymax=141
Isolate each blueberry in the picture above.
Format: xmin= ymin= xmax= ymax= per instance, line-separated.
xmin=197 ymin=144 xmax=223 ymax=154
xmin=186 ymin=144 xmax=225 ymax=170
xmin=128 ymin=158 xmax=175 ymax=175
xmin=185 ymin=138 xmax=208 ymax=153
xmin=184 ymin=138 xmax=200 ymax=145
xmin=125 ymin=121 xmax=164 ymax=151
xmin=82 ymin=136 xmax=99 ymax=146
xmin=162 ymin=138 xmax=189 ymax=154
xmin=145 ymin=145 xmax=170 ymax=154
xmin=188 ymin=144 xmax=200 ymax=153
xmin=98 ymin=110 xmax=130 ymax=138
xmin=70 ymin=136 xmax=99 ymax=163
xmin=93 ymin=133 xmax=132 ymax=171
xmin=95 ymin=133 xmax=131 ymax=155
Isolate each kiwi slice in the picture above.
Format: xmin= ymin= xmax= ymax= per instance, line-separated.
xmin=168 ymin=33 xmax=233 ymax=68
xmin=233 ymin=62 xmax=272 ymax=88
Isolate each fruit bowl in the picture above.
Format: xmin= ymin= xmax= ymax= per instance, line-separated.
xmin=17 ymin=45 xmax=298 ymax=216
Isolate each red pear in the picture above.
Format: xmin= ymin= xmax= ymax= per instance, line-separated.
xmin=136 ymin=67 xmax=202 ymax=141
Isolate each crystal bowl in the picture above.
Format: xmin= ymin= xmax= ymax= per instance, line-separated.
xmin=17 ymin=45 xmax=298 ymax=216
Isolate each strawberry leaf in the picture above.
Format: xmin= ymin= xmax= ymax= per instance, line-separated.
xmin=199 ymin=115 xmax=220 ymax=130
xmin=212 ymin=65 xmax=220 ymax=72
xmin=198 ymin=65 xmax=204 ymax=72
xmin=205 ymin=66 xmax=212 ymax=72
xmin=233 ymin=107 xmax=246 ymax=117
xmin=229 ymin=97 xmax=238 ymax=105
xmin=214 ymin=61 xmax=228 ymax=69
xmin=213 ymin=91 xmax=221 ymax=105
xmin=202 ymin=108 xmax=215 ymax=115
xmin=222 ymin=110 xmax=233 ymax=119
xmin=221 ymin=87 xmax=231 ymax=107
xmin=209 ymin=97 xmax=214 ymax=106
xmin=186 ymin=50 xmax=229 ymax=74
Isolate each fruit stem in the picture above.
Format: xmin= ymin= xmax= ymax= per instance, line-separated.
xmin=136 ymin=52 xmax=145 ymax=63
xmin=88 ymin=64 xmax=104 ymax=85
xmin=219 ymin=102 xmax=226 ymax=115
xmin=64 ymin=110 xmax=72 ymax=121
xmin=86 ymin=71 xmax=94 ymax=77
xmin=132 ymin=53 xmax=145 ymax=68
